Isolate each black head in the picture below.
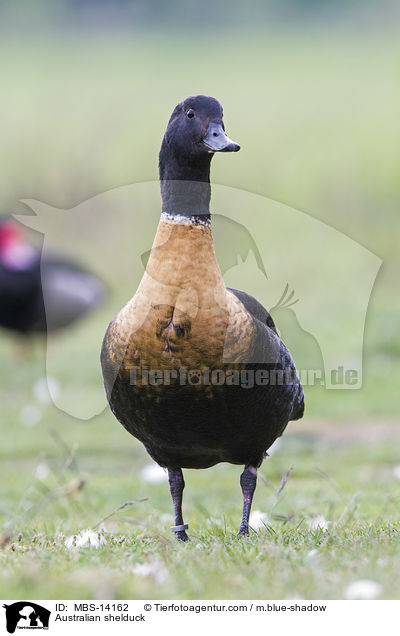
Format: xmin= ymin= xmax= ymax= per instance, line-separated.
xmin=161 ymin=95 xmax=239 ymax=167
xmin=159 ymin=95 xmax=239 ymax=217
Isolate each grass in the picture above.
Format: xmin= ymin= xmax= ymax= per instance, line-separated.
xmin=1 ymin=354 xmax=400 ymax=600
xmin=0 ymin=27 xmax=399 ymax=599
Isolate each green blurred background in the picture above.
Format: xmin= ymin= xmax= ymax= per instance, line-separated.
xmin=1 ymin=0 xmax=399 ymax=415
xmin=0 ymin=0 xmax=399 ymax=599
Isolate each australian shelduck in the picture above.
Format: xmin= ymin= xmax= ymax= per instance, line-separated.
xmin=101 ymin=95 xmax=304 ymax=540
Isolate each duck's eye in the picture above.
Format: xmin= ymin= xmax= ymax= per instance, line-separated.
xmin=186 ymin=109 xmax=195 ymax=119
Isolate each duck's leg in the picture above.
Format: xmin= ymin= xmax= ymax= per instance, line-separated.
xmin=237 ymin=465 xmax=257 ymax=536
xmin=168 ymin=468 xmax=189 ymax=541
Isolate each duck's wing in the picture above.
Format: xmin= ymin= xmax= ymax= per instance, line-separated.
xmin=227 ymin=287 xmax=278 ymax=335
xmin=228 ymin=287 xmax=305 ymax=423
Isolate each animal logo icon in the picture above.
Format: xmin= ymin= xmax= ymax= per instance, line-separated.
xmin=15 ymin=181 xmax=381 ymax=418
xmin=187 ymin=369 xmax=202 ymax=385
xmin=2 ymin=602 xmax=51 ymax=634
xmin=269 ymin=284 xmax=324 ymax=384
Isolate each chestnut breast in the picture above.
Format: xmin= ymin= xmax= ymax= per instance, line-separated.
xmin=104 ymin=218 xmax=256 ymax=386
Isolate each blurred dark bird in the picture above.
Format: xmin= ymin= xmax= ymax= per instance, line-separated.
xmin=0 ymin=217 xmax=105 ymax=335
xmin=101 ymin=95 xmax=304 ymax=541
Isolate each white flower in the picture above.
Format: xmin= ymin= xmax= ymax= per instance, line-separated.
xmin=393 ymin=466 xmax=400 ymax=480
xmin=33 ymin=376 xmax=60 ymax=404
xmin=65 ymin=529 xmax=106 ymax=549
xmin=286 ymin=593 xmax=304 ymax=600
xmin=133 ymin=559 xmax=167 ymax=585
xmin=249 ymin=510 xmax=270 ymax=530
xmin=306 ymin=549 xmax=319 ymax=560
xmin=308 ymin=515 xmax=330 ymax=532
xmin=20 ymin=404 xmax=42 ymax=427
xmin=140 ymin=463 xmax=168 ymax=484
xmin=345 ymin=579 xmax=382 ymax=600
xmin=35 ymin=462 xmax=50 ymax=480
xmin=133 ymin=563 xmax=153 ymax=576
xmin=207 ymin=517 xmax=223 ymax=527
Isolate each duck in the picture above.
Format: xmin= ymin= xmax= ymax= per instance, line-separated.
xmin=0 ymin=217 xmax=105 ymax=335
xmin=101 ymin=95 xmax=304 ymax=541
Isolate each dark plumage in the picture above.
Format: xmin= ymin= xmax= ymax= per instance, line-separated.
xmin=0 ymin=218 xmax=105 ymax=335
xmin=101 ymin=95 xmax=304 ymax=540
